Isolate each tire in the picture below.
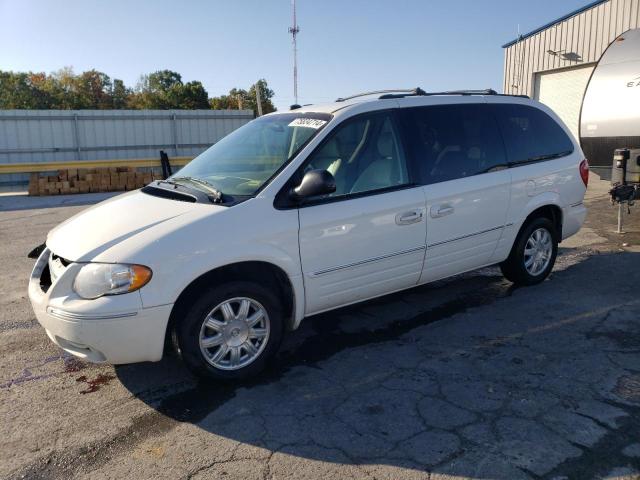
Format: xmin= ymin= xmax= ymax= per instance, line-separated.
xmin=173 ymin=281 xmax=283 ymax=381
xmin=500 ymin=217 xmax=558 ymax=286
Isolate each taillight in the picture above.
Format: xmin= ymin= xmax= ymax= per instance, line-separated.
xmin=579 ymin=159 xmax=589 ymax=187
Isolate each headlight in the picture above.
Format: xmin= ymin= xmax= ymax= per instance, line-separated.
xmin=73 ymin=263 xmax=152 ymax=299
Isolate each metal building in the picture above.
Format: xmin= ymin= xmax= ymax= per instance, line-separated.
xmin=502 ymin=0 xmax=640 ymax=142
xmin=0 ymin=109 xmax=253 ymax=185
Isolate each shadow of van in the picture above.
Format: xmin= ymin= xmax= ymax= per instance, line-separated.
xmin=116 ymin=252 xmax=640 ymax=479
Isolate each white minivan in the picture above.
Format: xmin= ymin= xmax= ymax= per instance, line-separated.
xmin=28 ymin=89 xmax=589 ymax=380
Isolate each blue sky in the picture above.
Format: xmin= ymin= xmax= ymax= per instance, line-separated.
xmin=0 ymin=0 xmax=589 ymax=110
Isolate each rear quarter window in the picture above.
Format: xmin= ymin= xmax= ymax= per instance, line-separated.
xmin=398 ymin=104 xmax=507 ymax=184
xmin=491 ymin=103 xmax=574 ymax=164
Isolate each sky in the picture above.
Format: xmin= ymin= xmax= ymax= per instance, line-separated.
xmin=0 ymin=0 xmax=591 ymax=110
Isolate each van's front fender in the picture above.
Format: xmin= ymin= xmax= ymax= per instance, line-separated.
xmin=140 ymin=242 xmax=305 ymax=326
xmin=93 ymin=197 xmax=306 ymax=326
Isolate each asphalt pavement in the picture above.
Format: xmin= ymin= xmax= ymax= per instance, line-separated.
xmin=2 ymin=175 xmax=640 ymax=480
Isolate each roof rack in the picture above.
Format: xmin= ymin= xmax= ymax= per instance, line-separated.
xmin=335 ymin=88 xmax=426 ymax=102
xmin=335 ymin=88 xmax=528 ymax=102
xmin=421 ymin=89 xmax=499 ymax=97
xmin=417 ymin=89 xmax=529 ymax=99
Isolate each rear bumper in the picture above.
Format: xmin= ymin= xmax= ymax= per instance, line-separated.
xmin=562 ymin=202 xmax=587 ymax=240
xmin=28 ymin=247 xmax=172 ymax=364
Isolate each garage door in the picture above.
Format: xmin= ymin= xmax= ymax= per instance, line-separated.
xmin=534 ymin=65 xmax=595 ymax=141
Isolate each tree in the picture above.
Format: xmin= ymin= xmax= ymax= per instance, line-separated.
xmin=75 ymin=70 xmax=113 ymax=109
xmin=247 ymin=79 xmax=276 ymax=115
xmin=133 ymin=70 xmax=184 ymax=109
xmin=0 ymin=72 xmax=39 ymax=108
xmin=209 ymin=94 xmax=236 ymax=110
xmin=208 ymin=79 xmax=276 ymax=115
xmin=50 ymin=67 xmax=78 ymax=109
xmin=0 ymin=68 xmax=276 ymax=112
xmin=179 ymin=81 xmax=210 ymax=109
xmin=148 ymin=70 xmax=182 ymax=92
xmin=112 ymin=79 xmax=129 ymax=109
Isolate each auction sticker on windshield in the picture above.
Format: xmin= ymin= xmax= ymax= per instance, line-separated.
xmin=288 ymin=118 xmax=327 ymax=129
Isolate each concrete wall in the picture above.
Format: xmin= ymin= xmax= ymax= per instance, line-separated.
xmin=503 ymin=0 xmax=640 ymax=97
xmin=0 ymin=109 xmax=254 ymax=185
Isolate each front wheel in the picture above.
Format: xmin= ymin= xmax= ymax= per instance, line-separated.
xmin=173 ymin=281 xmax=283 ymax=381
xmin=500 ymin=217 xmax=558 ymax=286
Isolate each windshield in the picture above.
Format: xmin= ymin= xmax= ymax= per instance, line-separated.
xmin=174 ymin=112 xmax=332 ymax=197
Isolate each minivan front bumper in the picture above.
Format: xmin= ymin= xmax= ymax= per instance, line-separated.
xmin=28 ymin=247 xmax=172 ymax=364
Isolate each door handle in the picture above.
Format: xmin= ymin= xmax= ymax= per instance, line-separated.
xmin=395 ymin=210 xmax=424 ymax=225
xmin=430 ymin=204 xmax=454 ymax=218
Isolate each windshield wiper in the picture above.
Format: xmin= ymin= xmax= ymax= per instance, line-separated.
xmin=157 ymin=178 xmax=183 ymax=188
xmin=526 ymin=151 xmax=573 ymax=162
xmin=172 ymin=176 xmax=223 ymax=203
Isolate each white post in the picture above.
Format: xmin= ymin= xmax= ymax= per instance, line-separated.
xmin=617 ymin=203 xmax=625 ymax=234
xmin=73 ymin=113 xmax=81 ymax=160
xmin=171 ymin=113 xmax=178 ymax=155
xmin=255 ymin=83 xmax=263 ymax=117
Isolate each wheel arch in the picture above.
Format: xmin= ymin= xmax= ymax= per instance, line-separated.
xmin=519 ymin=203 xmax=563 ymax=241
xmin=165 ymin=261 xmax=297 ymax=349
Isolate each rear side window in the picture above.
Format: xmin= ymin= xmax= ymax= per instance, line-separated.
xmin=491 ymin=104 xmax=573 ymax=164
xmin=398 ymin=104 xmax=507 ymax=184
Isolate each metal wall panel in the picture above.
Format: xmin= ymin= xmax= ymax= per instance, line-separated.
xmin=503 ymin=0 xmax=640 ymax=97
xmin=534 ymin=64 xmax=596 ymax=139
xmin=0 ymin=109 xmax=254 ymax=184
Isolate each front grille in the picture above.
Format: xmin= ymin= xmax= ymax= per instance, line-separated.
xmin=51 ymin=254 xmax=70 ymax=267
xmin=47 ymin=252 xmax=70 ymax=288
xmin=40 ymin=264 xmax=52 ymax=293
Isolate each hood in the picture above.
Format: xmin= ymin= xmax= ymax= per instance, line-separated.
xmin=47 ymin=190 xmax=219 ymax=261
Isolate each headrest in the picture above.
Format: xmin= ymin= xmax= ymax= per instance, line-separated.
xmin=440 ymin=150 xmax=467 ymax=163
xmin=468 ymin=146 xmax=481 ymax=160
xmin=320 ymin=138 xmax=340 ymax=158
xmin=377 ymin=132 xmax=394 ymax=158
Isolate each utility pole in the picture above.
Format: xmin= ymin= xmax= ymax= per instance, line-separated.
xmin=288 ymin=0 xmax=300 ymax=104
xmin=255 ymin=82 xmax=263 ymax=117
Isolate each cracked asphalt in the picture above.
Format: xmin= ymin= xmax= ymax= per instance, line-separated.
xmin=2 ymin=176 xmax=640 ymax=480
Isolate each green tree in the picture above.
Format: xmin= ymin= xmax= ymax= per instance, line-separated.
xmin=0 ymin=71 xmax=62 ymax=108
xmin=0 ymin=71 xmax=39 ymax=108
xmin=0 ymin=68 xmax=276 ymax=112
xmin=148 ymin=70 xmax=182 ymax=92
xmin=247 ymin=79 xmax=276 ymax=115
xmin=179 ymin=81 xmax=209 ymax=109
xmin=75 ymin=70 xmax=113 ymax=109
xmin=50 ymin=67 xmax=78 ymax=109
xmin=208 ymin=79 xmax=276 ymax=115
xmin=209 ymin=94 xmax=236 ymax=110
xmin=111 ymin=79 xmax=129 ymax=109
xmin=133 ymin=70 xmax=185 ymax=109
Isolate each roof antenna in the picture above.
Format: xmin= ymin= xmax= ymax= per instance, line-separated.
xmin=288 ymin=0 xmax=300 ymax=105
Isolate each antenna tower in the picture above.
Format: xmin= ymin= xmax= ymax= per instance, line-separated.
xmin=288 ymin=0 xmax=300 ymax=104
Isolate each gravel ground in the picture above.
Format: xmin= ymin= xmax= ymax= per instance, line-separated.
xmin=2 ymin=175 xmax=640 ymax=480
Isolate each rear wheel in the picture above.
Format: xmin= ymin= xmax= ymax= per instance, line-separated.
xmin=500 ymin=217 xmax=558 ymax=286
xmin=174 ymin=281 xmax=283 ymax=380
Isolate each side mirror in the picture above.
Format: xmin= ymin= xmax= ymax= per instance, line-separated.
xmin=290 ymin=169 xmax=336 ymax=201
